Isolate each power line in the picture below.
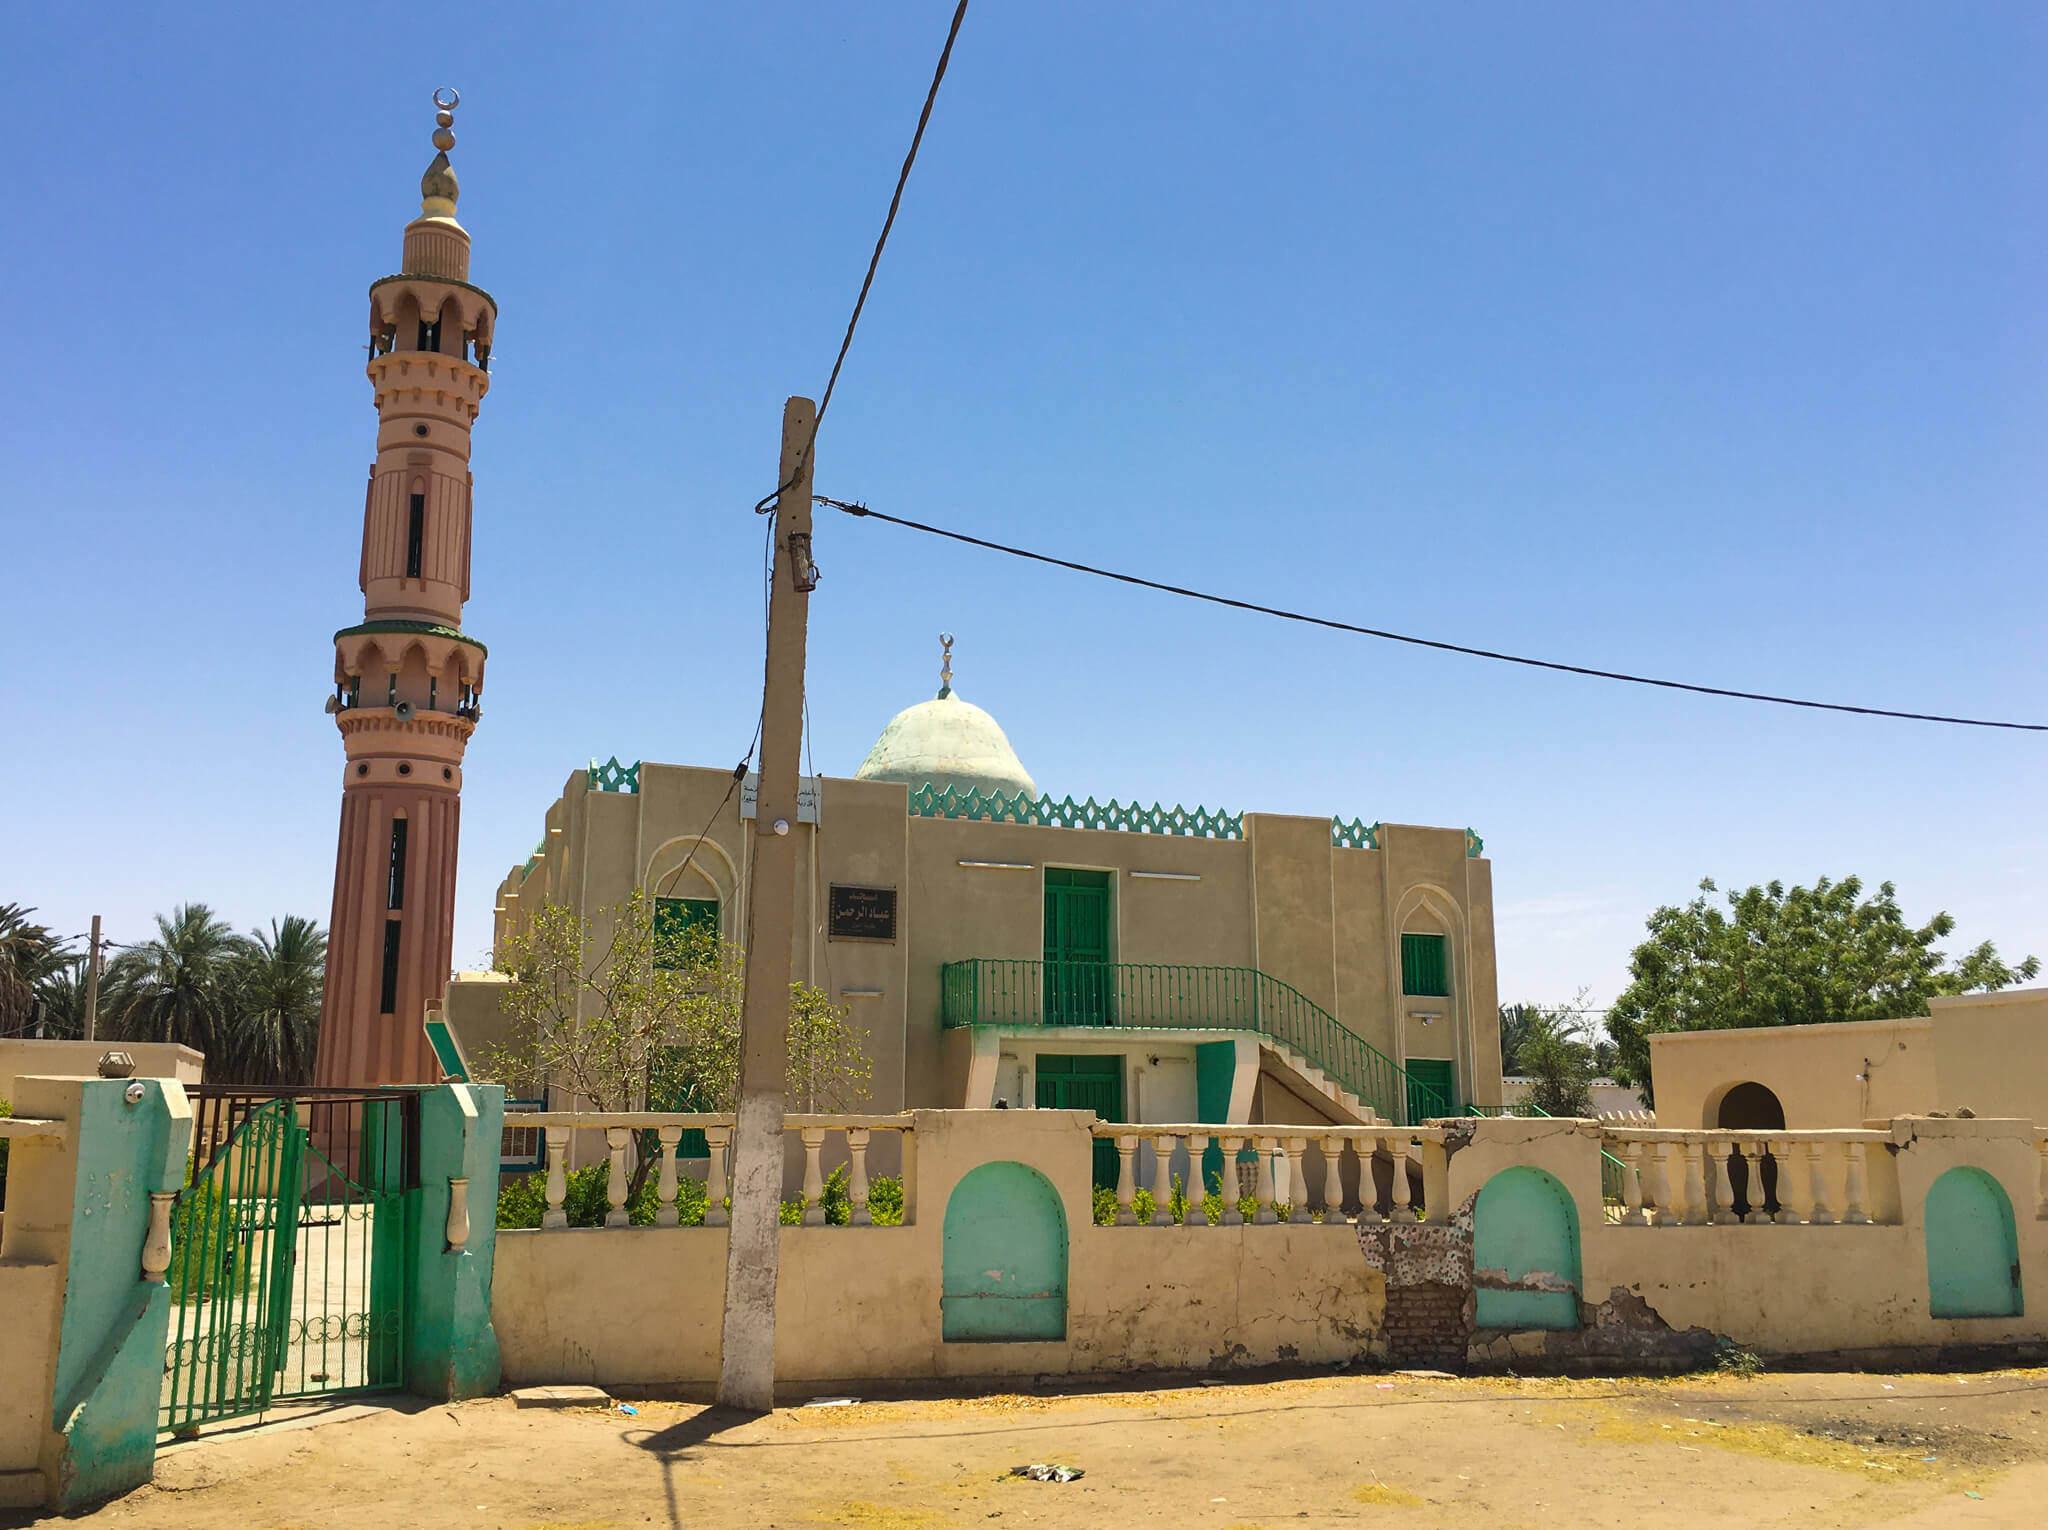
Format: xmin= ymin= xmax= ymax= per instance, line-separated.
xmin=753 ymin=0 xmax=972 ymax=516
xmin=816 ymin=496 xmax=2048 ymax=733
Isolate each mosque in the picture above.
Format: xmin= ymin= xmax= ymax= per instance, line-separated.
xmin=312 ymin=96 xmax=1505 ymax=1136
xmin=454 ymin=635 xmax=1506 ymax=1138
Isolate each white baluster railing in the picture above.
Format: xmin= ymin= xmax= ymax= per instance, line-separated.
xmin=1085 ymin=1125 xmax=1448 ymax=1228
xmin=516 ymin=1113 xmax=915 ymax=1231
xmin=1150 ymin=1132 xmax=1178 ymax=1226
xmin=1600 ymin=1129 xmax=1896 ymax=1227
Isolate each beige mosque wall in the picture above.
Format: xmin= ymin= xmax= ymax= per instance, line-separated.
xmin=475 ymin=763 xmax=1500 ymax=1119
xmin=470 ymin=649 xmax=1499 ymax=1122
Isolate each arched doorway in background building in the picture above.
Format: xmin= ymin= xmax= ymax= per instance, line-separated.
xmin=1713 ymin=1081 xmax=1786 ymax=1220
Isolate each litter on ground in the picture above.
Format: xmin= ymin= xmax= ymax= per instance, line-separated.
xmin=1010 ymin=1464 xmax=1084 ymax=1483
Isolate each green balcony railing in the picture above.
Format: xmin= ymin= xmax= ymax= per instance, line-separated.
xmin=939 ymin=958 xmax=1453 ymax=1126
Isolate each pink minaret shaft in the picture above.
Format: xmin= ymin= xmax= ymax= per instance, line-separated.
xmin=314 ymin=90 xmax=494 ymax=1086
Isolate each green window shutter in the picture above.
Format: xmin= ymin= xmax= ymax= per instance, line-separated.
xmin=648 ymin=1045 xmax=711 ymax=1157
xmin=653 ymin=897 xmax=720 ymax=970
xmin=1401 ymin=933 xmax=1449 ymax=998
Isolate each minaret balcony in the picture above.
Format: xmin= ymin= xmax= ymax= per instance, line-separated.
xmin=334 ymin=619 xmax=487 ymax=699
xmin=368 ymin=351 xmax=489 ymax=419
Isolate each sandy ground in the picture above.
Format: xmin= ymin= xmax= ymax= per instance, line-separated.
xmin=17 ymin=1368 xmax=2048 ymax=1530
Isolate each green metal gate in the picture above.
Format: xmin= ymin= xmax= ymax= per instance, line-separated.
xmin=160 ymin=1089 xmax=417 ymax=1435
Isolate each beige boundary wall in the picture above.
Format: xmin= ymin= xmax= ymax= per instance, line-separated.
xmin=0 ymin=1042 xmax=203 ymax=1100
xmin=1452 ymin=1116 xmax=2048 ymax=1357
xmin=493 ymin=1109 xmax=1382 ymax=1387
xmin=490 ymin=1109 xmax=2048 ymax=1387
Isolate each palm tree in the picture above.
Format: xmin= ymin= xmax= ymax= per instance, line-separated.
xmin=229 ymin=916 xmax=327 ymax=1085
xmin=0 ymin=904 xmax=76 ymax=1038
xmin=28 ymin=957 xmax=88 ymax=1040
xmin=103 ymin=904 xmax=248 ymax=1065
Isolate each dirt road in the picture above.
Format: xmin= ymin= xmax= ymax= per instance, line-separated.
xmin=20 ymin=1368 xmax=2048 ymax=1529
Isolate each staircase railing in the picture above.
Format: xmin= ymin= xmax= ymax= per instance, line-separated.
xmin=939 ymin=957 xmax=1452 ymax=1126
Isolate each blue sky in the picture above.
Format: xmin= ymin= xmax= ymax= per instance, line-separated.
xmin=4 ymin=4 xmax=2042 ymax=1011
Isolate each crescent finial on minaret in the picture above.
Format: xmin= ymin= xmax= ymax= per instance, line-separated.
xmin=938 ymin=632 xmax=955 ymax=699
xmin=420 ymin=87 xmax=461 ymax=218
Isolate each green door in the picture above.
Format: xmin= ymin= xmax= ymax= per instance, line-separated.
xmin=942 ymin=1162 xmax=1068 ymax=1341
xmin=1405 ymin=1058 xmax=1456 ymax=1123
xmin=1037 ymin=1053 xmax=1123 ymax=1187
xmin=1044 ymin=868 xmax=1112 ymax=1025
xmin=1925 ymin=1168 xmax=2022 ymax=1319
xmin=1474 ymin=1167 xmax=1581 ymax=1331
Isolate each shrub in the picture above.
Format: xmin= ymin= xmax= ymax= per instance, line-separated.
xmin=496 ymin=1162 xmax=902 ymax=1230
xmin=789 ymin=1165 xmax=906 ymax=1225
xmin=867 ymin=1175 xmax=905 ymax=1227
xmin=496 ymin=1164 xmax=706 ymax=1229
xmin=166 ymin=1181 xmax=250 ymax=1302
xmin=1711 ymin=1340 xmax=1764 ymax=1377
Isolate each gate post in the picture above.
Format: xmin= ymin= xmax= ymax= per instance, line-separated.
xmin=0 ymin=1075 xmax=191 ymax=1512
xmin=406 ymin=1084 xmax=503 ymax=1401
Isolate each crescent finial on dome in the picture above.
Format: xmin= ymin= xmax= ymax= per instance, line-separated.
xmin=856 ymin=636 xmax=1038 ymax=800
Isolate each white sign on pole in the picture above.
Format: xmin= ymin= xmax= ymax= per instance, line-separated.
xmin=740 ymin=774 xmax=821 ymax=824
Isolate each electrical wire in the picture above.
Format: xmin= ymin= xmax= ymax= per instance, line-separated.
xmin=753 ymin=0 xmax=972 ymax=515
xmin=653 ymin=716 xmax=763 ymax=904
xmin=816 ymin=496 xmax=2047 ymax=733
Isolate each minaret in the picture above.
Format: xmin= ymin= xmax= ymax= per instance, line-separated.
xmin=313 ymin=89 xmax=495 ymax=1087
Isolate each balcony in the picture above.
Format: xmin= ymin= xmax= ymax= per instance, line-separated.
xmin=939 ymin=958 xmax=1452 ymax=1126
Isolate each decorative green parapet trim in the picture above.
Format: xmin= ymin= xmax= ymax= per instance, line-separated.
xmin=1466 ymin=828 xmax=1485 ymax=859
xmin=368 ymin=272 xmax=500 ymax=316
xmin=1332 ymin=817 xmax=1380 ymax=850
xmin=334 ymin=619 xmax=488 ymax=656
xmin=587 ymin=757 xmax=641 ymax=794
xmin=907 ymin=783 xmax=1243 ymax=839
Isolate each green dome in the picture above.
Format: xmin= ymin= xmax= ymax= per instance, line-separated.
xmin=856 ymin=691 xmax=1038 ymax=800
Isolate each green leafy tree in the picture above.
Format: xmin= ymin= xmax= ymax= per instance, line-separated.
xmin=483 ymin=892 xmax=872 ymax=1197
xmin=1606 ymin=877 xmax=2039 ymax=1102
xmin=1516 ymin=1011 xmax=1600 ymax=1116
xmin=1500 ymin=992 xmax=1603 ymax=1115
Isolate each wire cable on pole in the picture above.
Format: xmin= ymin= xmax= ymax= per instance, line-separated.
xmin=754 ymin=0 xmax=971 ymax=516
xmin=816 ymin=496 xmax=2046 ymax=733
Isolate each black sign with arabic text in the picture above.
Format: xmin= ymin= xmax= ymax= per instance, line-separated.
xmin=828 ymin=883 xmax=897 ymax=943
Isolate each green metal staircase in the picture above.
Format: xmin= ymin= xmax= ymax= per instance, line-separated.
xmin=939 ymin=958 xmax=1454 ymax=1126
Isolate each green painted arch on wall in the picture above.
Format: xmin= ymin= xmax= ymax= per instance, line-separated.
xmin=941 ymin=1161 xmax=1069 ymax=1342
xmin=1925 ymin=1167 xmax=2022 ymax=1320
xmin=1473 ymin=1166 xmax=1582 ymax=1331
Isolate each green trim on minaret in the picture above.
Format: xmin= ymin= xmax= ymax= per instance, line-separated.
xmin=334 ymin=620 xmax=488 ymax=656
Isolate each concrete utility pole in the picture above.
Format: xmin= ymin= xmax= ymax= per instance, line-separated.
xmin=82 ymin=914 xmax=102 ymax=1043
xmin=716 ymin=397 xmax=818 ymax=1412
